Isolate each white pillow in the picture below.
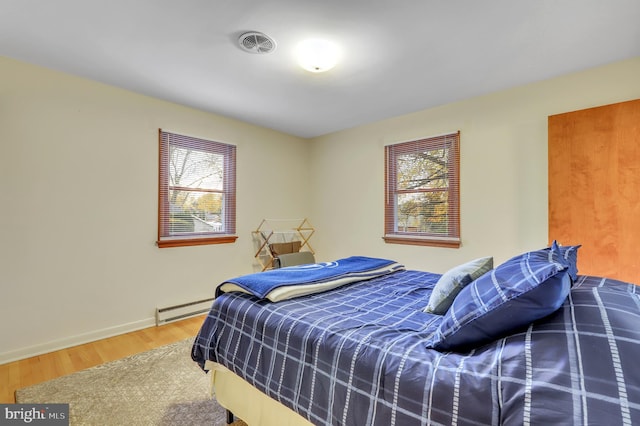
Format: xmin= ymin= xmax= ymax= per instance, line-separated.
xmin=423 ymin=256 xmax=493 ymax=314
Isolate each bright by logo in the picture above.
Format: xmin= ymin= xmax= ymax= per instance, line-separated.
xmin=0 ymin=404 xmax=68 ymax=425
xmin=4 ymin=407 xmax=46 ymax=423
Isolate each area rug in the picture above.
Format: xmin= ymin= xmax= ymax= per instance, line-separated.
xmin=15 ymin=338 xmax=243 ymax=425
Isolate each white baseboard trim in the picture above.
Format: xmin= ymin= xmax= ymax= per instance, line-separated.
xmin=0 ymin=317 xmax=156 ymax=365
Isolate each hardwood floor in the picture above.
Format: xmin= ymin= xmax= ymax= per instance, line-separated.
xmin=0 ymin=315 xmax=207 ymax=403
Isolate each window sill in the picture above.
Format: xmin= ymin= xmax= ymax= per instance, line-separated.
xmin=157 ymin=235 xmax=238 ymax=248
xmin=382 ymin=234 xmax=461 ymax=248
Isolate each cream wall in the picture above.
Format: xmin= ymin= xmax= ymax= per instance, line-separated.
xmin=309 ymin=57 xmax=640 ymax=272
xmin=0 ymin=56 xmax=311 ymax=362
xmin=2 ymin=55 xmax=639 ymax=363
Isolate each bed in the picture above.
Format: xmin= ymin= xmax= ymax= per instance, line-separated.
xmin=192 ymin=246 xmax=640 ymax=425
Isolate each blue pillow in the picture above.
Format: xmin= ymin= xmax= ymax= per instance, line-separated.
xmin=548 ymin=240 xmax=581 ymax=282
xmin=428 ymin=246 xmax=570 ymax=352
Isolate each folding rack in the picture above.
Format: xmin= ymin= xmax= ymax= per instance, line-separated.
xmin=252 ymin=218 xmax=315 ymax=271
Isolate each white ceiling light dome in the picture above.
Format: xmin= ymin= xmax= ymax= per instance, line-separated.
xmin=296 ymin=38 xmax=341 ymax=73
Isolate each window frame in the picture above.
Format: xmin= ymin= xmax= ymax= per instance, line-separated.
xmin=383 ymin=131 xmax=461 ymax=248
xmin=157 ymin=129 xmax=237 ymax=248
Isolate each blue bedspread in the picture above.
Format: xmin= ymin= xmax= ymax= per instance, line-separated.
xmin=192 ymin=271 xmax=640 ymax=425
xmin=220 ymin=256 xmax=400 ymax=299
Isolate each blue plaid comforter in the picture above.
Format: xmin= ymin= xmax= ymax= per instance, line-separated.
xmin=192 ymin=270 xmax=640 ymax=425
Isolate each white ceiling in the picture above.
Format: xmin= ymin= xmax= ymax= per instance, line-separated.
xmin=1 ymin=0 xmax=639 ymax=138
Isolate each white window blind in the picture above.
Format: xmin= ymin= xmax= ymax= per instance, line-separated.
xmin=157 ymin=130 xmax=236 ymax=248
xmin=384 ymin=131 xmax=460 ymax=248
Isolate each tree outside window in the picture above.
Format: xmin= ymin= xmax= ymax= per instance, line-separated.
xmin=157 ymin=130 xmax=236 ymax=248
xmin=384 ymin=132 xmax=460 ymax=248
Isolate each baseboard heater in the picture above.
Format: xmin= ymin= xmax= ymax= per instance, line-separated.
xmin=155 ymin=298 xmax=214 ymax=326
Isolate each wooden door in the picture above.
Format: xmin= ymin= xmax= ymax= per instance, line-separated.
xmin=548 ymin=99 xmax=640 ymax=284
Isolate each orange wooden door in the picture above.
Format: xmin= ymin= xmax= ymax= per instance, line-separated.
xmin=549 ymin=99 xmax=640 ymax=284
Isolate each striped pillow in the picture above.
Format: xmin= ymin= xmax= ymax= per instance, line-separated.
xmin=548 ymin=240 xmax=581 ymax=282
xmin=429 ymin=246 xmax=570 ymax=352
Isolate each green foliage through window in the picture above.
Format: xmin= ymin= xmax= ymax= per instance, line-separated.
xmin=158 ymin=130 xmax=236 ymax=247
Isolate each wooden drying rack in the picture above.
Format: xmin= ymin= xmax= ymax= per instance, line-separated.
xmin=252 ymin=218 xmax=315 ymax=271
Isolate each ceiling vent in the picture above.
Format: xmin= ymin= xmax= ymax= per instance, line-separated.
xmin=238 ymin=32 xmax=276 ymax=54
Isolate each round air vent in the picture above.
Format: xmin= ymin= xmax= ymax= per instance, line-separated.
xmin=238 ymin=32 xmax=276 ymax=54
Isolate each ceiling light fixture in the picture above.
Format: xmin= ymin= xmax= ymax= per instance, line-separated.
xmin=296 ymin=38 xmax=340 ymax=73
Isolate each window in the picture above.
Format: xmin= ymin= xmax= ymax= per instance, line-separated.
xmin=157 ymin=130 xmax=237 ymax=248
xmin=384 ymin=131 xmax=460 ymax=248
